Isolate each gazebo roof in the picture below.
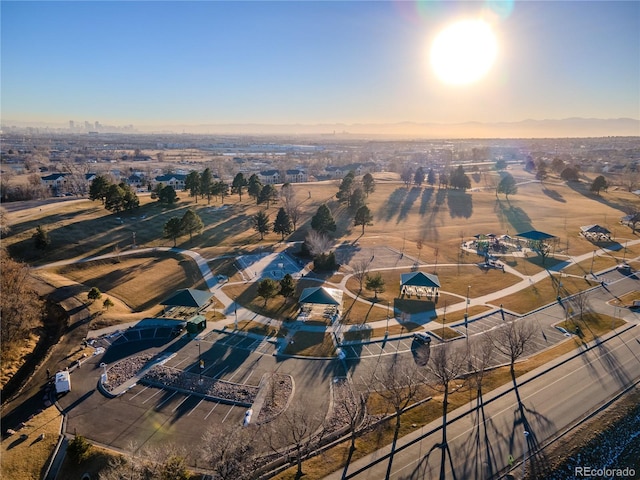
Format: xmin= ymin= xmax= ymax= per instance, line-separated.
xmin=161 ymin=288 xmax=213 ymax=308
xmin=299 ymin=287 xmax=343 ymax=306
xmin=400 ymin=271 xmax=441 ymax=288
xmin=515 ymin=230 xmax=556 ymax=241
xmin=580 ymin=224 xmax=611 ymax=234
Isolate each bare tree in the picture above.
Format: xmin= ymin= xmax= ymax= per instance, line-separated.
xmin=485 ymin=319 xmax=537 ymax=408
xmin=372 ymin=357 xmax=424 ymax=479
xmin=350 ymin=257 xmax=373 ymax=292
xmin=425 ymin=342 xmax=469 ymax=480
xmin=335 ymin=380 xmax=369 ymax=480
xmin=280 ymin=183 xmax=302 ymax=230
xmin=201 ymin=424 xmax=257 ymax=480
xmin=263 ymin=402 xmax=326 ymax=479
xmin=305 ymin=230 xmax=333 ymax=257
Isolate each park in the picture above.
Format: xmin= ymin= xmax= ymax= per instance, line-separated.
xmin=2 ymin=164 xmax=640 ymax=480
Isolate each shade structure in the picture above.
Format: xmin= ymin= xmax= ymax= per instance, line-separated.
xmin=299 ymin=286 xmax=343 ymax=306
xmin=400 ymin=271 xmax=441 ymax=298
xmin=514 ymin=230 xmax=556 ymax=241
xmin=580 ymin=225 xmax=611 ymax=235
xmin=161 ymin=288 xmax=213 ymax=309
xmin=400 ymin=271 xmax=441 ymax=288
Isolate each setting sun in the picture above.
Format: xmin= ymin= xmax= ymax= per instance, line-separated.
xmin=430 ymin=19 xmax=498 ymax=86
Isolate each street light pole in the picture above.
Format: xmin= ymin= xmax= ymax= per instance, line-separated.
xmin=197 ymin=342 xmax=202 ymax=384
xmin=386 ymin=301 xmax=390 ymax=337
xmin=523 ymin=430 xmax=530 ymax=479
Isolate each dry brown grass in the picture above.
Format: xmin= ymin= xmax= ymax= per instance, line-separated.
xmin=1 ymin=407 xmax=61 ymax=480
xmin=51 ymin=252 xmax=206 ymax=312
xmin=281 ymin=331 xmax=336 ymax=357
xmin=0 ymin=333 xmax=39 ymax=390
xmin=493 ymin=274 xmax=598 ymax=314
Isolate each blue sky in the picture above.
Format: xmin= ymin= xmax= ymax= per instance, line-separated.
xmin=1 ymin=1 xmax=639 ymax=128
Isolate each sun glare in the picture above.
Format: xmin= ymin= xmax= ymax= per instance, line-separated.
xmin=430 ymin=19 xmax=498 ymax=86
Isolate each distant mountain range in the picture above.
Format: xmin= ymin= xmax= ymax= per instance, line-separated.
xmin=4 ymin=117 xmax=639 ymax=138
xmin=141 ymin=117 xmax=640 ymax=138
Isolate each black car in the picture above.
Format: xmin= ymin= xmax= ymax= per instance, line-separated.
xmin=413 ymin=332 xmax=431 ymax=344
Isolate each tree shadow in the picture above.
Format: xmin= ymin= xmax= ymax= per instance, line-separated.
xmin=419 ymin=188 xmax=434 ymax=216
xmin=494 ymin=199 xmax=534 ymax=233
xmin=447 ymin=190 xmax=473 ymax=219
xmin=541 ymin=188 xmax=566 ymax=203
xmin=378 ymin=188 xmax=408 ymax=222
xmin=397 ymin=187 xmax=422 ymax=223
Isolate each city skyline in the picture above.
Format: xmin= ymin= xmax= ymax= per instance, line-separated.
xmin=1 ymin=1 xmax=639 ymax=134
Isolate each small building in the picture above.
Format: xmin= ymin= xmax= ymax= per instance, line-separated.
xmin=298 ymin=286 xmax=343 ymax=322
xmin=186 ymin=314 xmax=207 ymax=334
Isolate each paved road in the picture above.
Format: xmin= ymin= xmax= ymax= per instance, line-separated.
xmin=325 ymin=324 xmax=640 ymax=480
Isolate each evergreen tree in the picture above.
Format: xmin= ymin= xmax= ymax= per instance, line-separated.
xmin=120 ymin=183 xmax=139 ymax=210
xmin=253 ymin=210 xmax=271 ymax=240
xmin=257 ymin=278 xmax=280 ymax=306
xmin=180 ymin=209 xmax=204 ymax=240
xmin=279 ymin=274 xmax=296 ymax=301
xmin=212 ymin=181 xmax=229 ymax=203
xmin=590 ymin=175 xmax=608 ymax=195
xmin=496 ymin=173 xmax=518 ymax=199
xmin=336 ymin=171 xmax=355 ymax=205
xmin=185 ymin=171 xmax=201 ymax=202
xmin=163 ymin=217 xmax=183 ymax=247
xmin=273 ymin=207 xmax=293 ymax=240
xmin=449 ymin=166 xmax=471 ymax=190
xmin=231 ymin=172 xmax=248 ymax=201
xmin=349 ymin=187 xmax=366 ymax=211
xmin=354 ymin=205 xmax=373 ymax=234
xmin=258 ymin=184 xmax=279 ymax=208
xmin=200 ymin=168 xmax=214 ymax=203
xmin=89 ymin=175 xmax=111 ymax=204
xmin=158 ymin=185 xmax=178 ymax=204
xmin=87 ymin=287 xmax=102 ymax=302
xmin=311 ymin=204 xmax=336 ymax=235
xmin=414 ymin=167 xmax=425 ymax=186
xmin=104 ymin=184 xmax=126 ymax=212
xmin=427 ymin=168 xmax=436 ymax=186
xmin=248 ymin=174 xmax=263 ymax=203
xmin=365 ymin=272 xmax=385 ymax=300
xmin=362 ymin=172 xmax=375 ymax=196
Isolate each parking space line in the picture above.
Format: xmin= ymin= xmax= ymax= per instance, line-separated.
xmin=142 ymin=388 xmax=164 ymax=404
xmin=221 ymin=405 xmax=235 ymax=423
xmin=204 ymin=402 xmax=220 ymax=420
xmin=362 ymin=345 xmax=374 ymax=356
xmin=170 ymin=357 xmax=191 ymax=368
xmin=171 ymin=394 xmax=192 ymax=413
xmin=226 ymin=369 xmax=242 ymax=382
xmin=213 ymin=366 xmax=228 ymax=379
xmin=129 ymin=386 xmax=149 ymax=400
xmin=188 ymin=397 xmax=206 ymax=416
xmin=240 ymin=370 xmax=255 ymax=385
xmin=156 ymin=391 xmax=177 ymax=409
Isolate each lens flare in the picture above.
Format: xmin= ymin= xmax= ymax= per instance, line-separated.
xmin=430 ymin=19 xmax=498 ymax=86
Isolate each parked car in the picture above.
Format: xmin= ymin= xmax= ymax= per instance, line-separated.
xmin=413 ymin=332 xmax=431 ymax=344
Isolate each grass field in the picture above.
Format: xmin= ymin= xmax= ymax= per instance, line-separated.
xmin=0 ymin=407 xmax=61 ymax=480
xmin=3 ymin=169 xmax=637 ymax=333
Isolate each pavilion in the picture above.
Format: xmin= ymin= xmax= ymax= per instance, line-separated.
xmin=580 ymin=224 xmax=612 ymax=242
xmin=298 ymin=286 xmax=343 ymax=322
xmin=400 ymin=271 xmax=441 ymax=299
xmin=160 ymin=288 xmax=214 ymax=318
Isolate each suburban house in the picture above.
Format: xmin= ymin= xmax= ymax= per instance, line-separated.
xmin=258 ymin=170 xmax=281 ymax=185
xmin=152 ymin=174 xmax=187 ymax=190
xmin=325 ymin=163 xmax=376 ymax=178
xmin=41 ymin=172 xmax=96 ymax=194
xmin=285 ymin=169 xmax=308 ymax=183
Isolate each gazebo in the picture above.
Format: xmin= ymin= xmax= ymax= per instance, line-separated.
xmin=160 ymin=288 xmax=214 ymax=318
xmin=400 ymin=271 xmax=441 ymax=299
xmin=515 ymin=230 xmax=557 ymax=255
xmin=580 ymin=224 xmax=611 ymax=242
xmin=298 ymin=287 xmax=343 ymax=322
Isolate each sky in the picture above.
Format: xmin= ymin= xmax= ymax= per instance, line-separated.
xmin=1 ymin=0 xmax=639 ymax=130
